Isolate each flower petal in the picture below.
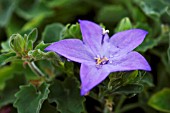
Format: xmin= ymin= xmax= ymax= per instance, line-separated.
xmin=80 ymin=64 xmax=110 ymax=95
xmin=45 ymin=39 xmax=94 ymax=63
xmin=109 ymin=29 xmax=148 ymax=54
xmin=79 ymin=20 xmax=109 ymax=56
xmin=107 ymin=51 xmax=151 ymax=72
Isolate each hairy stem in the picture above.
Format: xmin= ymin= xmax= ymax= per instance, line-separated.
xmin=104 ymin=96 xmax=113 ymax=113
xmin=28 ymin=61 xmax=45 ymax=77
xmin=114 ymin=95 xmax=126 ymax=113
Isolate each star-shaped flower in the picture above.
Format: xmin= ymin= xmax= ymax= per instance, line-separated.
xmin=45 ymin=20 xmax=151 ymax=95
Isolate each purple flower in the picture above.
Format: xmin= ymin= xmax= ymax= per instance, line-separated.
xmin=45 ymin=20 xmax=151 ymax=95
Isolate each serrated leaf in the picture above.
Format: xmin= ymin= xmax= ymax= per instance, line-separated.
xmin=134 ymin=0 xmax=168 ymax=18
xmin=42 ymin=23 xmax=64 ymax=43
xmin=136 ymin=31 xmax=168 ymax=52
xmin=27 ymin=28 xmax=38 ymax=43
xmin=0 ymin=74 xmax=26 ymax=108
xmin=14 ymin=83 xmax=50 ymax=113
xmin=148 ymin=88 xmax=170 ymax=112
xmin=28 ymin=49 xmax=60 ymax=61
xmin=40 ymin=101 xmax=58 ymax=113
xmin=0 ymin=52 xmax=16 ymax=66
xmin=48 ymin=77 xmax=85 ymax=113
xmin=115 ymin=17 xmax=132 ymax=32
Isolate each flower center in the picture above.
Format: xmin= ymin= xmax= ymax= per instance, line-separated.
xmin=95 ymin=56 xmax=109 ymax=65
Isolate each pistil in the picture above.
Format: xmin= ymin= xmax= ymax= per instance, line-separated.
xmin=101 ymin=28 xmax=109 ymax=44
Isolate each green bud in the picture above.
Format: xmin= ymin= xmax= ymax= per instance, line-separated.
xmin=9 ymin=34 xmax=26 ymax=55
xmin=115 ymin=17 xmax=133 ymax=32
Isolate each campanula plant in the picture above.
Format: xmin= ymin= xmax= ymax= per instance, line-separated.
xmin=45 ymin=20 xmax=151 ymax=95
xmin=1 ymin=0 xmax=170 ymax=112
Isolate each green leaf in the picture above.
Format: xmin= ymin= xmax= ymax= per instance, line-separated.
xmin=26 ymin=40 xmax=33 ymax=51
xmin=27 ymin=28 xmax=38 ymax=43
xmin=115 ymin=17 xmax=133 ymax=32
xmin=136 ymin=38 xmax=158 ymax=52
xmin=134 ymin=0 xmax=168 ymax=18
xmin=42 ymin=23 xmax=64 ymax=43
xmin=64 ymin=61 xmax=74 ymax=76
xmin=14 ymin=83 xmax=50 ymax=113
xmin=0 ymin=0 xmax=17 ymax=27
xmin=48 ymin=77 xmax=85 ymax=113
xmin=122 ymin=70 xmax=138 ymax=84
xmin=113 ymin=84 xmax=144 ymax=95
xmin=34 ymin=41 xmax=50 ymax=51
xmin=0 ymin=52 xmax=16 ymax=66
xmin=0 ymin=74 xmax=26 ymax=108
xmin=148 ymin=88 xmax=170 ymax=112
xmin=1 ymin=40 xmax=11 ymax=52
xmin=40 ymin=101 xmax=58 ymax=113
xmin=137 ymin=30 xmax=169 ymax=52
xmin=28 ymin=49 xmax=60 ymax=61
xmin=140 ymin=73 xmax=154 ymax=87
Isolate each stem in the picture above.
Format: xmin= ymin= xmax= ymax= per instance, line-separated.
xmin=28 ymin=61 xmax=45 ymax=77
xmin=104 ymin=96 xmax=113 ymax=113
xmin=114 ymin=95 xmax=126 ymax=113
xmin=119 ymin=103 xmax=140 ymax=113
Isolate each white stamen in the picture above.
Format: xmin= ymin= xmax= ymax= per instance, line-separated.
xmin=102 ymin=28 xmax=109 ymax=35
